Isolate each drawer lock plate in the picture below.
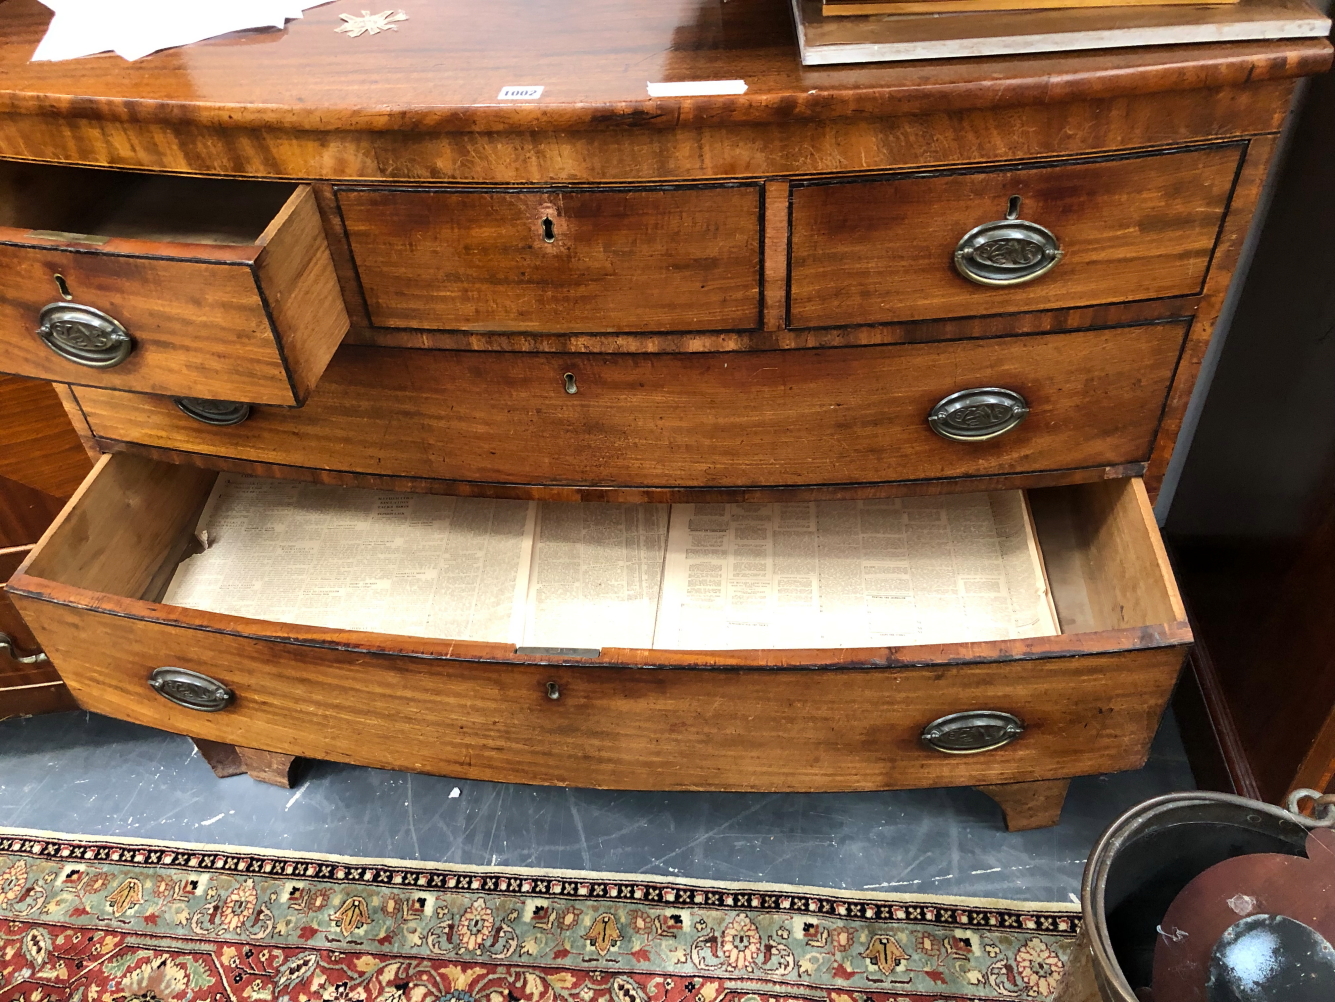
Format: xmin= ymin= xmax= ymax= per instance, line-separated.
xmin=921 ymin=710 xmax=1025 ymax=754
xmin=149 ymin=667 xmax=234 ymax=712
xmin=36 ymin=302 xmax=134 ymax=368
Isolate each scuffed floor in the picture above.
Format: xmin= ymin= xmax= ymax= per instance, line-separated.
xmin=0 ymin=709 xmax=1194 ymax=902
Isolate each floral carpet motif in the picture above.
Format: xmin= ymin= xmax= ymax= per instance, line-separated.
xmin=0 ymin=829 xmax=1079 ymax=1002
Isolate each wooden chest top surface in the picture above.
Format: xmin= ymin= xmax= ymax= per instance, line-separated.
xmin=0 ymin=0 xmax=1327 ymax=135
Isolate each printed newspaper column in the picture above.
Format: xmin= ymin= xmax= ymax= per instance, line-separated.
xmin=523 ymin=503 xmax=669 ymax=650
xmin=163 ymin=476 xmax=536 ymax=644
xmin=655 ymin=494 xmax=1057 ymax=650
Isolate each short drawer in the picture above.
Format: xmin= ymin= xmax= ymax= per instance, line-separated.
xmin=788 ymin=144 xmax=1243 ymax=327
xmin=8 ymin=453 xmax=1190 ymax=792
xmin=70 ymin=322 xmax=1187 ymax=493
xmin=0 ymin=163 xmax=349 ymax=405
xmin=336 ymin=184 xmax=762 ymax=332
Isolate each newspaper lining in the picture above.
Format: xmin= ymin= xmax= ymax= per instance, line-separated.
xmin=652 ymin=495 xmax=1058 ymax=650
xmin=163 ymin=477 xmax=1057 ymax=651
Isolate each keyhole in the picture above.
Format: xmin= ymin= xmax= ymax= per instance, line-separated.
xmin=1006 ymin=195 xmax=1022 ymax=220
xmin=53 ymin=274 xmax=73 ymax=300
xmin=542 ymin=216 xmax=555 ymax=243
xmin=547 ymin=681 xmax=561 ymax=700
xmin=563 ymin=372 xmax=578 ymax=394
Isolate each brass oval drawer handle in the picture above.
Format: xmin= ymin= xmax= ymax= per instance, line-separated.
xmin=928 ymin=387 xmax=1028 ymax=442
xmin=954 ymin=213 xmax=1063 ymax=287
xmin=149 ymin=667 xmax=234 ymax=712
xmin=0 ymin=632 xmax=48 ymax=665
xmin=36 ymin=302 xmax=134 ymax=368
xmin=921 ymin=711 xmax=1025 ymax=755
xmin=175 ymin=397 xmax=252 ymax=426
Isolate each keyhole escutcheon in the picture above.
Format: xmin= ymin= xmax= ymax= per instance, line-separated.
xmin=541 ymin=216 xmax=555 ymax=243
xmin=53 ymin=274 xmax=73 ymax=300
xmin=563 ymin=372 xmax=578 ymax=394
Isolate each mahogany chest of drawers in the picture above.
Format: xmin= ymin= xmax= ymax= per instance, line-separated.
xmin=0 ymin=0 xmax=1328 ymax=830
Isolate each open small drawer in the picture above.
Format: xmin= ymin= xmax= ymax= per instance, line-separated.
xmin=0 ymin=162 xmax=348 ymax=405
xmin=7 ymin=454 xmax=1191 ymax=797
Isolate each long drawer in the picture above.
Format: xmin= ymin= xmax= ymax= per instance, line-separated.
xmin=69 ymin=322 xmax=1188 ymax=494
xmin=7 ymin=453 xmax=1190 ymax=792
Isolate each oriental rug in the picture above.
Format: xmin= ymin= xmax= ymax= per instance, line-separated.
xmin=0 ymin=828 xmax=1080 ymax=1002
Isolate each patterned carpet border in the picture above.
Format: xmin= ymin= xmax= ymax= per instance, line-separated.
xmin=0 ymin=827 xmax=1080 ymax=1002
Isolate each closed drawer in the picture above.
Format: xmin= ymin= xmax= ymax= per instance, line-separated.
xmin=8 ymin=453 xmax=1190 ymax=791
xmin=71 ymin=322 xmax=1187 ymax=494
xmin=337 ymin=184 xmax=762 ymax=332
xmin=788 ymin=144 xmax=1243 ymax=327
xmin=0 ymin=163 xmax=349 ymax=405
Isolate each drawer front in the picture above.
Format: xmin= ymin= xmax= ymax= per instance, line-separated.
xmin=0 ymin=188 xmax=348 ymax=405
xmin=74 ymin=322 xmax=1187 ymax=489
xmin=337 ymin=185 xmax=762 ymax=332
xmin=7 ymin=455 xmax=1189 ymax=791
xmin=789 ymin=145 xmax=1243 ymax=327
xmin=14 ymin=597 xmax=1185 ymax=792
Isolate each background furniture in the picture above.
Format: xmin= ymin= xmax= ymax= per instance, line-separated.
xmin=0 ymin=0 xmax=1328 ymax=829
xmin=1167 ymin=59 xmax=1335 ymax=806
xmin=0 ymin=374 xmax=92 ymax=718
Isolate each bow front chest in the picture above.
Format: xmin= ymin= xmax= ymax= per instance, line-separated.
xmin=0 ymin=0 xmax=1328 ymax=829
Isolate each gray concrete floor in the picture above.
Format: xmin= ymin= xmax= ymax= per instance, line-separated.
xmin=0 ymin=709 xmax=1195 ymax=903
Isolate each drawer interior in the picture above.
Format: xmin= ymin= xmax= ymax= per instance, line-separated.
xmin=0 ymin=161 xmax=298 ymax=246
xmin=16 ymin=454 xmax=1187 ymax=663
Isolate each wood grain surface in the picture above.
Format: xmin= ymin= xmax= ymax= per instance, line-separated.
xmin=0 ymin=0 xmax=1321 ymax=181
xmin=0 ymin=375 xmax=93 ymax=498
xmin=0 ymin=544 xmax=75 ymax=719
xmin=69 ymin=324 xmax=1187 ymax=496
xmin=9 ymin=457 xmax=1189 ymax=789
xmin=1143 ymin=134 xmax=1280 ymax=495
xmin=789 ymin=145 xmax=1242 ymax=327
xmin=340 ymin=185 xmax=762 ymax=332
xmin=0 ymin=178 xmax=347 ymax=405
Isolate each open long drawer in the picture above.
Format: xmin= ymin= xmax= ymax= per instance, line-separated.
xmin=7 ymin=453 xmax=1190 ymax=797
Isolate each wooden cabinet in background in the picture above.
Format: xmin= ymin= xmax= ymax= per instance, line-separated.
xmin=1167 ymin=61 xmax=1335 ymax=807
xmin=0 ymin=373 xmax=92 ymax=718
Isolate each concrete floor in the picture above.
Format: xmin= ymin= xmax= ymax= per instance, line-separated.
xmin=0 ymin=708 xmax=1195 ymax=903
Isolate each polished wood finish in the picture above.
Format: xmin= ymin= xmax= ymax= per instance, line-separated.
xmin=0 ymin=0 xmax=1323 ymax=182
xmin=788 ymin=145 xmax=1241 ymax=327
xmin=0 ymin=0 xmax=1323 ymax=808
xmin=8 ymin=454 xmax=1188 ymax=792
xmin=0 ymin=376 xmax=91 ymax=717
xmin=339 ymin=185 xmax=762 ymax=333
xmin=69 ymin=324 xmax=1186 ymax=499
xmin=975 ymin=779 xmax=1072 ymax=832
xmin=0 ymin=375 xmax=95 ymax=498
xmin=0 ymin=172 xmax=348 ymax=405
xmin=1143 ymin=133 xmax=1280 ymax=496
xmin=0 ymin=545 xmax=75 ymax=719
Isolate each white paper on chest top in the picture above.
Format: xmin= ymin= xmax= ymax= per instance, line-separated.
xmin=32 ymin=1 xmax=333 ymax=63
xmin=163 ymin=475 xmax=535 ymax=644
xmin=653 ymin=494 xmax=1058 ymax=650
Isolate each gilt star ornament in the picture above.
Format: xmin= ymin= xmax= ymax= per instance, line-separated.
xmin=335 ymin=10 xmax=409 ymax=37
